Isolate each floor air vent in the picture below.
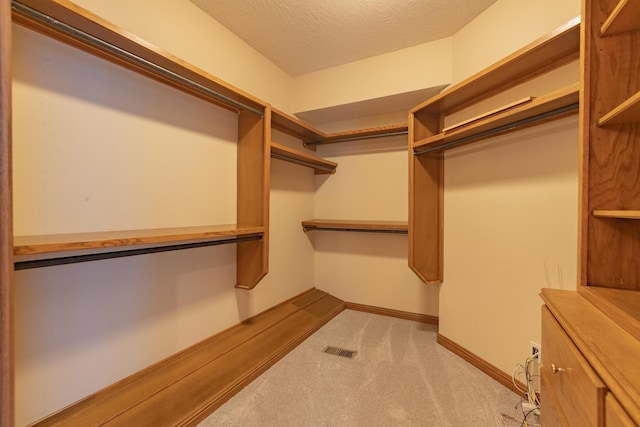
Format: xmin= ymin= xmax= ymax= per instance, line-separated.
xmin=322 ymin=346 xmax=357 ymax=359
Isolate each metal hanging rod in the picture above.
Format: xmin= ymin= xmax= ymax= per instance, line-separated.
xmin=270 ymin=152 xmax=335 ymax=172
xmin=304 ymin=130 xmax=408 ymax=147
xmin=14 ymin=234 xmax=262 ymax=270
xmin=12 ymin=1 xmax=265 ymax=117
xmin=414 ymin=103 xmax=579 ymax=156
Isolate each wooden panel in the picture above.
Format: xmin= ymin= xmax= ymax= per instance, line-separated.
xmin=579 ymin=286 xmax=640 ymax=342
xmin=606 ymin=394 xmax=636 ymax=427
xmin=31 ymin=289 xmax=345 ymax=426
xmin=583 ymin=0 xmax=640 ymax=290
xmin=12 ymin=0 xmax=266 ymax=114
xmin=410 ymin=17 xmax=580 ymax=115
xmin=408 ymin=110 xmax=443 ymax=284
xmin=301 ymin=219 xmax=408 ymax=233
xmin=13 ymin=225 xmax=264 ymax=256
xmin=408 ymin=152 xmax=443 ymax=284
xmin=600 ymin=0 xmax=640 ymax=36
xmin=540 ymin=373 xmax=570 ymax=426
xmin=270 ymin=142 xmax=337 ymax=174
xmin=541 ymin=307 xmax=606 ymax=427
xmin=1 ymin=0 xmax=13 ymax=424
xmin=236 ymin=109 xmax=269 ymax=289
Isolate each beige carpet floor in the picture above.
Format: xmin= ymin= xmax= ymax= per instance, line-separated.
xmin=199 ymin=309 xmax=537 ymax=426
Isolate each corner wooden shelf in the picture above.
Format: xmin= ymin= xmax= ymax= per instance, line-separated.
xmin=600 ymin=0 xmax=640 ymax=36
xmin=13 ymin=224 xmax=265 ymax=256
xmin=304 ymin=123 xmax=409 ymax=147
xmin=592 ymin=210 xmax=640 ymax=219
xmin=270 ymin=107 xmax=324 ymax=143
xmin=408 ymin=17 xmax=581 ymax=285
xmin=598 ymin=90 xmax=640 ymax=126
xmin=413 ymin=83 xmax=580 ymax=154
xmin=301 ymin=219 xmax=408 ymax=234
xmin=270 ymin=142 xmax=337 ymax=174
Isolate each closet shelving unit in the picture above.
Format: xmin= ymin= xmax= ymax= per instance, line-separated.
xmin=540 ymin=0 xmax=640 ymax=424
xmin=269 ymin=108 xmax=337 ymax=174
xmin=408 ymin=17 xmax=581 ymax=284
xmin=270 ymin=108 xmax=409 ymax=233
xmin=301 ymin=219 xmax=408 ymax=234
xmin=10 ymin=0 xmax=271 ymax=290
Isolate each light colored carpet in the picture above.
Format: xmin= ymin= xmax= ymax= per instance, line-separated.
xmin=199 ymin=310 xmax=533 ymax=426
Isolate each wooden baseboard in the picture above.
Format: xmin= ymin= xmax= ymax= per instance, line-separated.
xmin=345 ymin=302 xmax=439 ymax=325
xmin=437 ymin=333 xmax=525 ymax=396
xmin=32 ymin=288 xmax=345 ymax=426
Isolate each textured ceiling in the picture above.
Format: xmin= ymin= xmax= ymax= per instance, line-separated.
xmin=190 ymin=0 xmax=498 ymax=76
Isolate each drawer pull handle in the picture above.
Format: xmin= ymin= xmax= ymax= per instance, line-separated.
xmin=551 ymin=363 xmax=565 ymax=374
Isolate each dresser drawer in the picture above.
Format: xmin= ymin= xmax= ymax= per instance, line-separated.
xmin=541 ymin=307 xmax=607 ymax=427
xmin=606 ymin=394 xmax=636 ymax=427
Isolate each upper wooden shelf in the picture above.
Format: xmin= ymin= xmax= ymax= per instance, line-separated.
xmin=305 ymin=123 xmax=409 ymax=146
xmin=271 ymin=107 xmax=407 ymax=146
xmin=12 ymin=0 xmax=266 ymax=115
xmin=413 ymin=83 xmax=580 ymax=153
xmin=598 ymin=90 xmax=640 ymax=126
xmin=410 ymin=16 xmax=580 ymax=116
xmin=270 ymin=107 xmax=325 ymax=142
xmin=600 ymin=0 xmax=640 ymax=36
xmin=593 ymin=210 xmax=640 ymax=219
xmin=270 ymin=142 xmax=337 ymax=174
xmin=301 ymin=219 xmax=408 ymax=233
xmin=14 ymin=224 xmax=264 ymax=256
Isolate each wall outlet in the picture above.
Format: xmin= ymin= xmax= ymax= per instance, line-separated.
xmin=530 ymin=341 xmax=541 ymax=363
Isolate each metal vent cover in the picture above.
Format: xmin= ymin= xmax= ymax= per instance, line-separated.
xmin=322 ymin=346 xmax=357 ymax=359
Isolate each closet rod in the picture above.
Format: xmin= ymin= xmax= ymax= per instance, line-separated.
xmin=12 ymin=1 xmax=265 ymax=117
xmin=304 ymin=130 xmax=408 ymax=147
xmin=414 ymin=103 xmax=579 ymax=156
xmin=270 ymin=152 xmax=335 ymax=172
xmin=13 ymin=234 xmax=262 ymax=270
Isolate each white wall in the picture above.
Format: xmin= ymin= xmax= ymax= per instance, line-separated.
xmin=293 ymin=38 xmax=453 ymax=114
xmin=440 ymin=0 xmax=582 ymax=376
xmin=312 ymin=134 xmax=440 ymax=315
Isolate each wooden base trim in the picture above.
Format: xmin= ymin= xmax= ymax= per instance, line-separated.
xmin=437 ymin=333 xmax=526 ymax=396
xmin=32 ymin=288 xmax=345 ymax=426
xmin=345 ymin=302 xmax=439 ymax=325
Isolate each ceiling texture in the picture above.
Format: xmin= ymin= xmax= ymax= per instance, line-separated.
xmin=190 ymin=0 xmax=498 ymax=77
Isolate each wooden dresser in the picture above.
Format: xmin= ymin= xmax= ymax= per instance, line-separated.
xmin=540 ymin=0 xmax=640 ymax=425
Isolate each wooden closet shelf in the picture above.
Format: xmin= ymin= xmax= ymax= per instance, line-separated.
xmin=598 ymin=90 xmax=640 ymax=126
xmin=410 ymin=16 xmax=580 ymax=116
xmin=270 ymin=142 xmax=337 ymax=174
xmin=413 ymin=83 xmax=580 ymax=154
xmin=600 ymin=0 xmax=640 ymax=36
xmin=301 ymin=219 xmax=408 ymax=233
xmin=13 ymin=224 xmax=265 ymax=256
xmin=593 ymin=210 xmax=640 ymax=219
xmin=304 ymin=123 xmax=409 ymax=146
xmin=12 ymin=0 xmax=266 ymax=115
xmin=270 ymin=107 xmax=325 ymax=142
